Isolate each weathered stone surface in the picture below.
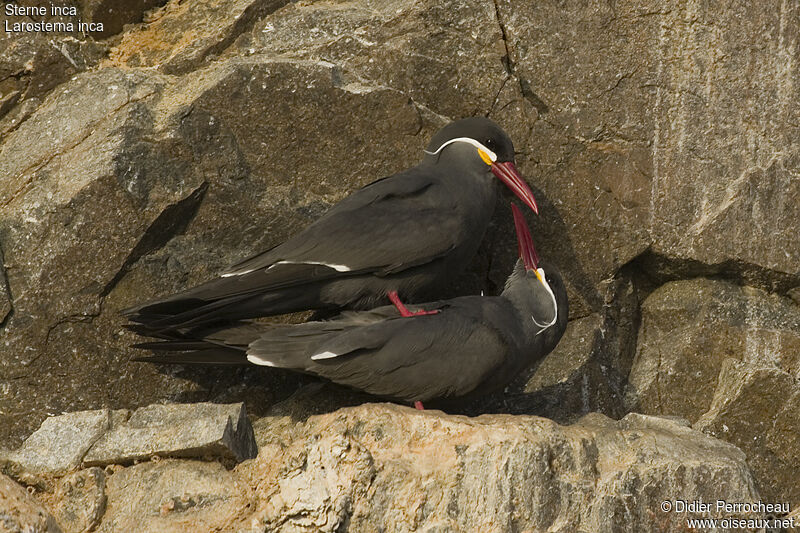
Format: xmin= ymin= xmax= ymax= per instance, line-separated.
xmin=0 ymin=68 xmax=208 ymax=445
xmin=3 ymin=403 xmax=255 ymax=480
xmin=107 ymin=0 xmax=291 ymax=74
xmin=240 ymin=403 xmax=758 ymax=532
xmin=5 ymin=410 xmax=112 ymax=478
xmin=0 ymin=253 xmax=9 ymax=327
xmin=695 ymin=359 xmax=800 ymax=505
xmin=627 ymin=279 xmax=800 ymax=505
xmin=47 ymin=467 xmax=107 ymax=533
xmin=234 ymin=0 xmax=509 ymax=121
xmin=84 ymin=402 xmax=257 ymax=465
xmin=96 ymin=460 xmax=250 ymax=533
xmin=497 ymin=0 xmax=656 ymax=315
xmin=647 ymin=2 xmax=800 ymax=277
xmin=0 ymin=473 xmax=63 ymax=533
xmin=494 ymin=0 xmax=800 ymax=312
xmin=626 ymin=279 xmax=800 ymax=421
xmin=0 ymin=8 xmax=107 ymax=125
xmin=77 ymin=0 xmax=167 ymax=39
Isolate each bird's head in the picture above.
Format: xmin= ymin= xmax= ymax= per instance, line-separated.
xmin=504 ymin=203 xmax=567 ymax=335
xmin=424 ymin=117 xmax=538 ymax=214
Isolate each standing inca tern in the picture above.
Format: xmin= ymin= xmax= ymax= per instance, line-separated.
xmin=133 ymin=204 xmax=568 ymax=409
xmin=123 ymin=117 xmax=539 ymax=333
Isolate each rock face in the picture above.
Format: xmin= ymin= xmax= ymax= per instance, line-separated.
xmin=97 ymin=460 xmax=250 ymax=533
xmin=1 ymin=403 xmax=762 ymax=533
xmin=3 ymin=403 xmax=256 ymax=482
xmin=627 ymin=278 xmax=800 ymax=503
xmin=0 ymin=473 xmax=63 ymax=533
xmin=5 ymin=410 xmax=113 ymax=478
xmin=84 ymin=402 xmax=257 ymax=465
xmin=0 ymin=0 xmax=799 ymax=526
xmin=243 ymin=405 xmax=759 ymax=532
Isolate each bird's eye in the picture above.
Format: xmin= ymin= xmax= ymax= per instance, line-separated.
xmin=485 ymin=139 xmax=496 ymax=150
xmin=546 ymin=275 xmax=553 ymax=285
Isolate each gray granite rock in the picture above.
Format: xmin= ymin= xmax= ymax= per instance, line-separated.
xmin=5 ymin=410 xmax=112 ymax=478
xmin=84 ymin=402 xmax=257 ymax=465
xmin=4 ymin=402 xmax=255 ymax=487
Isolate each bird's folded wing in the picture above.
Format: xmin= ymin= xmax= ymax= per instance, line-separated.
xmin=224 ymin=171 xmax=462 ymax=280
xmin=300 ymin=310 xmax=508 ymax=400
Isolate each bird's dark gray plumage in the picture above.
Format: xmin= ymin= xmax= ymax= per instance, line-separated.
xmin=134 ymin=204 xmax=568 ymax=405
xmin=123 ymin=117 xmax=538 ymax=334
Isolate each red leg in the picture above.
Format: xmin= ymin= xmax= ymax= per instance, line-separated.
xmin=414 ymin=401 xmax=424 ymax=410
xmin=387 ymin=291 xmax=439 ymax=318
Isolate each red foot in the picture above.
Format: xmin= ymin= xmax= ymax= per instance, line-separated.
xmin=414 ymin=401 xmax=425 ymax=410
xmin=388 ymin=291 xmax=439 ymax=318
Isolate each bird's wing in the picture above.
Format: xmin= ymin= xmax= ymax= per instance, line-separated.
xmin=121 ymin=170 xmax=464 ymax=321
xmin=224 ymin=169 xmax=462 ymax=281
xmin=249 ymin=298 xmax=514 ymax=401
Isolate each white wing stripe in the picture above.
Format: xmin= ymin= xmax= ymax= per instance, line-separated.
xmin=274 ymin=260 xmax=351 ymax=272
xmin=222 ymin=260 xmax=352 ymax=278
xmin=310 ymin=351 xmax=339 ymax=360
xmin=247 ymin=354 xmax=276 ymax=366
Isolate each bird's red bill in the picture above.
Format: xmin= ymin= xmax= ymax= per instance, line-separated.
xmin=492 ymin=162 xmax=539 ymax=214
xmin=511 ymin=203 xmax=540 ymax=271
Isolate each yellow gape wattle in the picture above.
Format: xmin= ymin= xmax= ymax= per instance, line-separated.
xmin=478 ymin=148 xmax=493 ymax=166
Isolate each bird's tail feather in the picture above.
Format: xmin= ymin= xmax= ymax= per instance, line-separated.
xmin=133 ymin=348 xmax=247 ymax=365
xmin=123 ymin=285 xmax=326 ymax=332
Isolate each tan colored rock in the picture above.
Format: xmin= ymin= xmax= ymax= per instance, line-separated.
xmin=238 ymin=403 xmax=758 ymax=532
xmin=0 ymin=473 xmax=63 ymax=533
xmin=106 ymin=0 xmax=292 ymax=74
xmin=96 ymin=460 xmax=251 ymax=533
xmin=48 ymin=468 xmax=107 ymax=533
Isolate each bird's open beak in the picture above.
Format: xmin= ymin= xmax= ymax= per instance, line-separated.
xmin=511 ymin=203 xmax=541 ymax=273
xmin=492 ymin=161 xmax=539 ymax=214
